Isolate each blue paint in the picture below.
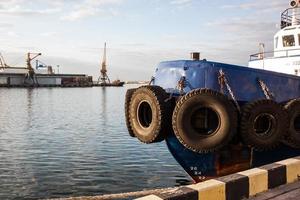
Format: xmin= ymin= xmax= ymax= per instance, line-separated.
xmin=153 ymin=60 xmax=300 ymax=181
xmin=154 ymin=60 xmax=300 ymax=102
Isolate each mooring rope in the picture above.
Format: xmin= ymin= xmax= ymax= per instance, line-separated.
xmin=48 ymin=187 xmax=176 ymax=200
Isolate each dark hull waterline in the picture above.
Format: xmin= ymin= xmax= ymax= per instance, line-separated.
xmin=166 ymin=133 xmax=300 ymax=182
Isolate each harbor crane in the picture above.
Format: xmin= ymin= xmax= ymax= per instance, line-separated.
xmin=0 ymin=53 xmax=10 ymax=69
xmin=97 ymin=43 xmax=111 ymax=84
xmin=24 ymin=52 xmax=41 ymax=86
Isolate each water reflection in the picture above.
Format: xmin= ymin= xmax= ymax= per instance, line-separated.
xmin=26 ymin=89 xmax=33 ymax=130
xmin=0 ymin=86 xmax=191 ymax=199
xmin=100 ymin=87 xmax=107 ymax=126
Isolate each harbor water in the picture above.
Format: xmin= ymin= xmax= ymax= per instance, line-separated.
xmin=0 ymin=86 xmax=191 ymax=200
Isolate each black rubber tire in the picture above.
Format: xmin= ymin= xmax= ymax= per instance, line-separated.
xmin=129 ymin=86 xmax=172 ymax=143
xmin=172 ymin=88 xmax=238 ymax=153
xmin=125 ymin=88 xmax=137 ymax=137
xmin=283 ymin=99 xmax=300 ymax=148
xmin=240 ymin=99 xmax=288 ymax=151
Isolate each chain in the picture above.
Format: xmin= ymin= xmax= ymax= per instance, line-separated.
xmin=149 ymin=76 xmax=155 ymax=85
xmin=177 ymin=76 xmax=186 ymax=95
xmin=165 ymin=76 xmax=194 ymax=102
xmin=218 ymin=69 xmax=241 ymax=112
xmin=258 ymin=79 xmax=274 ymax=100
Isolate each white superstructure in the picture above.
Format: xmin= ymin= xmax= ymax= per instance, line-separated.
xmin=248 ymin=0 xmax=300 ymax=76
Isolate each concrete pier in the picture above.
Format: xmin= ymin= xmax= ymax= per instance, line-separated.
xmin=0 ymin=73 xmax=93 ymax=87
xmin=136 ymin=156 xmax=300 ymax=200
xmin=249 ymin=181 xmax=300 ymax=200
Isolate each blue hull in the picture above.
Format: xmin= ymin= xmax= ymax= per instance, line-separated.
xmin=166 ymin=133 xmax=300 ymax=182
xmin=152 ymin=60 xmax=300 ymax=182
xmin=153 ymin=60 xmax=300 ymax=102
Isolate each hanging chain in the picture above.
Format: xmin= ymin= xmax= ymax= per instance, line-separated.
xmin=258 ymin=79 xmax=274 ymax=100
xmin=149 ymin=76 xmax=155 ymax=85
xmin=177 ymin=76 xmax=186 ymax=95
xmin=218 ymin=69 xmax=241 ymax=113
xmin=165 ymin=76 xmax=194 ymax=102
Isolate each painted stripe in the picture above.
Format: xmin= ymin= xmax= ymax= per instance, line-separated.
xmin=259 ymin=163 xmax=287 ymax=189
xmin=238 ymin=168 xmax=268 ymax=196
xmin=157 ymin=187 xmax=198 ymax=200
xmin=187 ymin=179 xmax=226 ymax=200
xmin=136 ymin=157 xmax=300 ymax=200
xmin=136 ymin=195 xmax=163 ymax=200
xmin=217 ymin=174 xmax=249 ymax=200
xmin=277 ymin=158 xmax=300 ymax=183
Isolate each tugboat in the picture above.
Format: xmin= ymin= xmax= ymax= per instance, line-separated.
xmin=125 ymin=1 xmax=300 ymax=182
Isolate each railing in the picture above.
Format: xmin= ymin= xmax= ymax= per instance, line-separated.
xmin=281 ymin=8 xmax=300 ymax=29
xmin=249 ymin=48 xmax=300 ymax=61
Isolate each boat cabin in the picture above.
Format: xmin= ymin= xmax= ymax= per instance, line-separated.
xmin=248 ymin=1 xmax=300 ymax=76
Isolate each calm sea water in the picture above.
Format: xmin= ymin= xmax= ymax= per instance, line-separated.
xmin=0 ymin=86 xmax=191 ymax=200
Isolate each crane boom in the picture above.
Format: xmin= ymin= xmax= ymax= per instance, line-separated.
xmin=101 ymin=42 xmax=107 ymax=73
xmin=0 ymin=53 xmax=10 ymax=68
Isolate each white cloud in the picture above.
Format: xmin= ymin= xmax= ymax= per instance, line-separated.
xmin=0 ymin=0 xmax=61 ymax=16
xmin=202 ymin=0 xmax=286 ymax=66
xmin=7 ymin=31 xmax=19 ymax=37
xmin=222 ymin=0 xmax=286 ymax=13
xmin=0 ymin=23 xmax=14 ymax=28
xmin=170 ymin=0 xmax=193 ymax=5
xmin=40 ymin=32 xmax=58 ymax=37
xmin=61 ymin=0 xmax=122 ymax=21
xmin=0 ymin=0 xmax=122 ymax=21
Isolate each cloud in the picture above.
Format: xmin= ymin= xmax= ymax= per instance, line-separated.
xmin=40 ymin=32 xmax=58 ymax=37
xmin=0 ymin=8 xmax=60 ymax=16
xmin=0 ymin=0 xmax=122 ymax=20
xmin=0 ymin=0 xmax=61 ymax=16
xmin=170 ymin=0 xmax=193 ymax=5
xmin=61 ymin=0 xmax=123 ymax=21
xmin=222 ymin=0 xmax=286 ymax=13
xmin=206 ymin=18 xmax=276 ymax=35
xmin=7 ymin=31 xmax=19 ymax=38
xmin=0 ymin=23 xmax=14 ymax=28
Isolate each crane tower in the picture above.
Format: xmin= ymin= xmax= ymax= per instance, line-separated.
xmin=97 ymin=43 xmax=111 ymax=84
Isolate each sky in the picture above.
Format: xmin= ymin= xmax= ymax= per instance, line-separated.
xmin=0 ymin=0 xmax=288 ymax=81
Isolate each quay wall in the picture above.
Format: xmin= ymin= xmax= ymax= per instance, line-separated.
xmin=0 ymin=73 xmax=92 ymax=87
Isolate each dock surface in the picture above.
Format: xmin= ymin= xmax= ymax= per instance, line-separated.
xmin=136 ymin=156 xmax=300 ymax=200
xmin=250 ymin=181 xmax=300 ymax=200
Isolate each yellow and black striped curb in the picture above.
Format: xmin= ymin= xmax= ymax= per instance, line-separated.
xmin=136 ymin=156 xmax=300 ymax=200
